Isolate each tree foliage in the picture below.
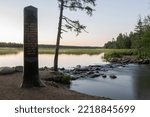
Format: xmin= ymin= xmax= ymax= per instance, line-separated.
xmin=54 ymin=0 xmax=96 ymax=71
xmin=104 ymin=15 xmax=150 ymax=58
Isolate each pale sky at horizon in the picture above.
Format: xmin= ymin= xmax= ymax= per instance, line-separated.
xmin=0 ymin=0 xmax=150 ymax=46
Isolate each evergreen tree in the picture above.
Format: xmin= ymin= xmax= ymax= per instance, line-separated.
xmin=54 ymin=0 xmax=96 ymax=71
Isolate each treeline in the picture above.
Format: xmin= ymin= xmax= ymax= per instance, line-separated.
xmin=39 ymin=44 xmax=100 ymax=49
xmin=0 ymin=42 xmax=100 ymax=49
xmin=0 ymin=42 xmax=22 ymax=48
xmin=104 ymin=15 xmax=150 ymax=57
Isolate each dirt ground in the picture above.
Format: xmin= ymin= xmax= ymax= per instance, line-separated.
xmin=0 ymin=72 xmax=108 ymax=100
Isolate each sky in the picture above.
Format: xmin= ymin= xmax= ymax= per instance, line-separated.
xmin=0 ymin=0 xmax=150 ymax=46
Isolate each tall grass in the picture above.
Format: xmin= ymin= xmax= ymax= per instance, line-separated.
xmin=38 ymin=48 xmax=103 ymax=55
xmin=0 ymin=47 xmax=103 ymax=55
xmin=0 ymin=47 xmax=21 ymax=55
xmin=103 ymin=49 xmax=138 ymax=60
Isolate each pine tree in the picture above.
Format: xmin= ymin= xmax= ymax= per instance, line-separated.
xmin=54 ymin=0 xmax=96 ymax=71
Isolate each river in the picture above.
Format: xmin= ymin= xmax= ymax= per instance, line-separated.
xmin=0 ymin=52 xmax=150 ymax=99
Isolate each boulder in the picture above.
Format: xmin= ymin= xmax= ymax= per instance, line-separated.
xmin=143 ymin=59 xmax=150 ymax=64
xmin=59 ymin=67 xmax=65 ymax=71
xmin=76 ymin=65 xmax=81 ymax=69
xmin=15 ymin=66 xmax=23 ymax=72
xmin=0 ymin=67 xmax=15 ymax=75
xmin=109 ymin=58 xmax=119 ymax=63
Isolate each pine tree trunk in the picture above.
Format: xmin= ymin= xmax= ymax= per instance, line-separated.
xmin=54 ymin=0 xmax=64 ymax=71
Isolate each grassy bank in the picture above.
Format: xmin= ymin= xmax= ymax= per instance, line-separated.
xmin=0 ymin=47 xmax=103 ymax=55
xmin=1 ymin=47 xmax=144 ymax=60
xmin=39 ymin=48 xmax=102 ymax=55
xmin=103 ymin=49 xmax=138 ymax=60
xmin=0 ymin=47 xmax=21 ymax=55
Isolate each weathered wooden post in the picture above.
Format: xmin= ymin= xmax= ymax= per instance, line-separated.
xmin=21 ymin=6 xmax=45 ymax=88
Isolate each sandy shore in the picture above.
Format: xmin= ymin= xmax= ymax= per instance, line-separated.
xmin=0 ymin=72 xmax=108 ymax=100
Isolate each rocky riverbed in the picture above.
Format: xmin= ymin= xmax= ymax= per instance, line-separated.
xmin=0 ymin=64 xmax=122 ymax=80
xmin=58 ymin=64 xmax=125 ymax=80
xmin=0 ymin=66 xmax=111 ymax=100
xmin=1 ymin=56 xmax=149 ymax=81
xmin=108 ymin=56 xmax=150 ymax=64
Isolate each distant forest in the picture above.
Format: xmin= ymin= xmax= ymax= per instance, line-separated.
xmin=0 ymin=42 xmax=100 ymax=49
xmin=104 ymin=15 xmax=150 ymax=57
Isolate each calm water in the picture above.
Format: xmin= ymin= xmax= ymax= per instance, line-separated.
xmin=0 ymin=52 xmax=150 ymax=99
xmin=70 ymin=64 xmax=150 ymax=99
xmin=0 ymin=52 xmax=106 ymax=68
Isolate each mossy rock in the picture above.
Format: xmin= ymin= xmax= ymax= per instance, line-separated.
xmin=45 ymin=71 xmax=71 ymax=84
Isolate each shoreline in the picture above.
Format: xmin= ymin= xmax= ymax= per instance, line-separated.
xmin=0 ymin=71 xmax=109 ymax=100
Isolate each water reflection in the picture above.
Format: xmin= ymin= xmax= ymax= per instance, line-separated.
xmin=133 ymin=65 xmax=150 ymax=99
xmin=0 ymin=52 xmax=150 ymax=99
xmin=0 ymin=52 xmax=106 ymax=68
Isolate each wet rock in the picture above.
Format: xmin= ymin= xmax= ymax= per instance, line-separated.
xmin=142 ymin=59 xmax=150 ymax=64
xmin=72 ymin=70 xmax=79 ymax=75
xmin=76 ymin=65 xmax=81 ymax=69
xmin=90 ymin=73 xmax=100 ymax=78
xmin=71 ymin=76 xmax=79 ymax=80
xmin=109 ymin=75 xmax=117 ymax=79
xmin=121 ymin=59 xmax=129 ymax=64
xmin=138 ymin=59 xmax=143 ymax=64
xmin=75 ymin=67 xmax=89 ymax=71
xmin=15 ymin=66 xmax=23 ymax=72
xmin=87 ymin=71 xmax=95 ymax=75
xmin=63 ymin=69 xmax=70 ymax=73
xmin=59 ymin=67 xmax=65 ymax=71
xmin=102 ymin=74 xmax=107 ymax=78
xmin=0 ymin=67 xmax=15 ymax=75
xmin=109 ymin=58 xmax=119 ymax=63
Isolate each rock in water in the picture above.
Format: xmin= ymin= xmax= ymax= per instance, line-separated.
xmin=109 ymin=74 xmax=117 ymax=79
xmin=0 ymin=67 xmax=15 ymax=75
xmin=102 ymin=74 xmax=107 ymax=78
xmin=90 ymin=73 xmax=100 ymax=78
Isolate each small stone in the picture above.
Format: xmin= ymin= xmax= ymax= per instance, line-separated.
xmin=102 ymin=74 xmax=107 ymax=78
xmin=90 ymin=73 xmax=100 ymax=78
xmin=87 ymin=71 xmax=94 ymax=75
xmin=110 ymin=75 xmax=117 ymax=79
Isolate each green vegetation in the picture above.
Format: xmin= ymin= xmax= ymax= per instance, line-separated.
xmin=60 ymin=75 xmax=71 ymax=84
xmin=39 ymin=48 xmax=102 ymax=55
xmin=104 ymin=15 xmax=150 ymax=58
xmin=0 ymin=47 xmax=21 ymax=55
xmin=47 ymin=71 xmax=71 ymax=84
xmin=103 ymin=49 xmax=137 ymax=60
xmin=0 ymin=47 xmax=102 ymax=55
xmin=54 ymin=0 xmax=96 ymax=71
